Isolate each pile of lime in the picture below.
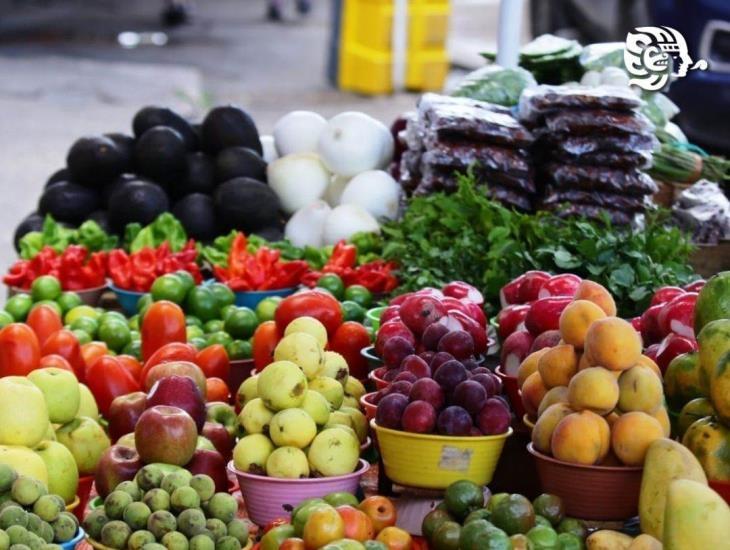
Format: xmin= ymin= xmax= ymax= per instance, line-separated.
xmin=314 ymin=274 xmax=373 ymax=323
xmin=83 ymin=465 xmax=249 ymax=550
xmin=0 ymin=464 xmax=81 ymax=550
xmin=422 ymin=480 xmax=587 ymax=550
xmin=2 ymin=275 xmax=87 ymax=327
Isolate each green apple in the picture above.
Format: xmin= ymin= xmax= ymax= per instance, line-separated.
xmin=77 ymin=384 xmax=100 ymax=421
xmin=269 ymin=409 xmax=316 ymax=449
xmin=324 ymin=410 xmax=353 ymax=431
xmin=34 ymin=440 xmax=79 ymax=503
xmin=257 ymin=361 xmax=307 ymax=411
xmin=344 ymin=378 xmax=366 ymax=400
xmin=266 ymin=447 xmax=309 ymax=478
xmin=339 ymin=406 xmax=368 ymax=443
xmin=0 ymin=377 xmax=49 ymax=447
xmin=300 ymin=390 xmax=330 ymax=426
xmin=56 ymin=417 xmax=111 ymax=475
xmin=308 ymin=377 xmax=344 ymax=411
xmin=319 ymin=351 xmax=349 ymax=387
xmin=236 ymin=376 xmax=258 ymax=409
xmin=0 ymin=445 xmax=48 ymax=486
xmin=232 ymin=434 xmax=273 ymax=474
xmin=239 ymin=398 xmax=274 ymax=435
xmin=307 ymin=428 xmax=359 ymax=477
xmin=28 ymin=368 xmax=80 ymax=424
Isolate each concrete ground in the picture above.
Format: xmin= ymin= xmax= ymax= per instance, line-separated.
xmin=0 ymin=0 xmax=521 ymax=275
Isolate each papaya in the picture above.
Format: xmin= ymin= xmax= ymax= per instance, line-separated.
xmin=586 ymin=530 xmax=633 ymax=550
xmin=710 ymin=350 xmax=730 ymax=425
xmin=663 ymin=478 xmax=730 ymax=550
xmin=696 ymin=318 xmax=730 ymax=391
xmin=663 ymin=351 xmax=705 ymax=410
xmin=681 ymin=416 xmax=730 ymax=481
xmin=639 ymin=438 xmax=707 ymax=540
xmin=694 ymin=271 xmax=730 ymax=334
xmin=677 ymin=398 xmax=715 ymax=440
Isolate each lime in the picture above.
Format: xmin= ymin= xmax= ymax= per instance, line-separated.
xmin=316 ymin=274 xmax=345 ymax=300
xmin=224 ymin=307 xmax=258 ymax=339
xmin=509 ymin=534 xmax=534 ymax=550
xmin=5 ymin=293 xmax=33 ymax=321
xmin=56 ymin=292 xmax=82 ymax=314
xmin=128 ymin=315 xmax=140 ymax=331
xmin=432 ymin=521 xmax=461 ymax=550
xmin=255 ymin=296 xmax=282 ymax=322
xmin=33 ymin=300 xmax=63 ymax=316
xmin=422 ymin=510 xmax=455 ymax=541
xmin=186 ymin=315 xmax=203 ymax=328
xmin=444 ymin=480 xmax=485 ymax=521
xmin=344 ymin=285 xmax=373 ymax=307
xmin=31 ymin=275 xmax=62 ymax=302
xmin=459 ymin=519 xmax=492 ymax=550
xmin=491 ymin=494 xmax=536 ymax=536
xmin=151 ymin=274 xmax=187 ymax=304
xmin=220 ymin=305 xmax=238 ymax=322
xmin=187 ymin=325 xmax=205 ymax=341
xmin=207 ymin=331 xmax=233 ymax=347
xmin=204 ymin=320 xmax=225 ymax=334
xmin=123 ymin=340 xmax=142 ymax=359
xmin=341 ymin=300 xmax=366 ymax=322
xmin=136 ymin=293 xmax=153 ymax=313
xmin=186 ymin=287 xmax=220 ymax=323
xmin=189 ymin=337 xmax=207 ymax=350
xmin=208 ymin=282 xmax=235 ymax=309
xmin=72 ymin=329 xmax=92 ymax=345
xmin=173 ymin=270 xmax=196 ymax=295
xmin=98 ymin=319 xmax=132 ymax=352
xmin=557 ymin=533 xmax=582 ymax=550
xmin=556 ymin=519 xmax=586 ymax=540
xmin=64 ymin=304 xmax=100 ymax=325
xmin=226 ymin=339 xmax=252 ymax=360
xmin=99 ymin=311 xmax=127 ymax=326
xmin=464 ymin=509 xmax=492 ymax=524
xmin=70 ymin=317 xmax=99 ymax=338
xmin=526 ymin=525 xmax=559 ymax=550
xmin=129 ymin=330 xmax=140 ymax=341
xmin=535 ymin=516 xmax=551 ymax=528
xmin=533 ymin=494 xmax=564 ymax=526
xmin=0 ymin=311 xmax=14 ymax=329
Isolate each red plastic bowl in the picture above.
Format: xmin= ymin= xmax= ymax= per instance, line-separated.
xmin=369 ymin=366 xmax=389 ymax=390
xmin=360 ymin=392 xmax=378 ymax=421
xmin=710 ymin=479 xmax=730 ymax=505
xmin=495 ymin=365 xmax=526 ymax=420
xmin=528 ymin=443 xmax=643 ymax=520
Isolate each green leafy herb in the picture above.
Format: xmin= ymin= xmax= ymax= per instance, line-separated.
xmin=19 ymin=215 xmax=117 ymax=259
xmin=127 ymin=213 xmax=188 ymax=252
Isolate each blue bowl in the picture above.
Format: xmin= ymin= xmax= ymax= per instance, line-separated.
xmin=233 ymin=287 xmax=296 ymax=309
xmin=61 ymin=527 xmax=85 ymax=550
xmin=109 ymin=284 xmax=145 ymax=316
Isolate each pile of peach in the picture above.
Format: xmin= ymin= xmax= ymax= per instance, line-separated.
xmin=520 ymin=281 xmax=670 ymax=467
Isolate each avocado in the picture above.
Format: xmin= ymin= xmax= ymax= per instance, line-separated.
xmin=215 ymin=147 xmax=266 ymax=183
xmin=38 ymin=181 xmax=100 ymax=224
xmin=132 ymin=106 xmax=197 ymax=150
xmin=66 ymin=135 xmax=127 ymax=187
xmin=200 ymin=105 xmax=262 ymax=155
xmin=172 ymin=193 xmax=220 ymax=242
xmin=252 ymin=225 xmax=284 ymax=242
xmin=13 ymin=212 xmax=44 ymax=251
xmin=172 ymin=152 xmax=216 ymax=198
xmin=101 ymin=174 xmax=137 ymax=208
xmin=105 ymin=133 xmax=136 ymax=173
xmin=45 ymin=168 xmax=69 ymax=188
xmin=87 ymin=210 xmax=113 ymax=234
xmin=134 ymin=126 xmax=187 ymax=184
xmin=108 ymin=179 xmax=170 ymax=231
xmin=213 ymin=177 xmax=280 ymax=232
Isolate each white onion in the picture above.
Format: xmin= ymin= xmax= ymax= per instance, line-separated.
xmin=267 ymin=153 xmax=330 ymax=215
xmin=322 ymin=204 xmax=380 ymax=245
xmin=284 ymin=200 xmax=332 ymax=248
xmin=340 ymin=170 xmax=400 ymax=220
xmin=273 ymin=111 xmax=327 ymax=156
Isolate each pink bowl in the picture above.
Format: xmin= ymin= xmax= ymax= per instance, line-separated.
xmin=369 ymin=366 xmax=389 ymax=390
xmin=360 ymin=392 xmax=378 ymax=421
xmin=227 ymin=459 xmax=369 ymax=526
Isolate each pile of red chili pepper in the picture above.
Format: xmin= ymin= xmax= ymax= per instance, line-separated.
xmin=4 ymin=245 xmax=107 ymax=290
xmin=108 ymin=240 xmax=202 ymax=292
xmin=302 ymin=241 xmax=399 ymax=294
xmin=213 ymin=233 xmax=308 ymax=291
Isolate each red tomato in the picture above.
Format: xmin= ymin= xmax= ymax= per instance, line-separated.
xmin=42 ymin=329 xmax=84 ymax=381
xmin=141 ymin=301 xmax=186 ymax=362
xmin=275 ymin=290 xmax=343 ymax=338
xmin=140 ymin=342 xmax=197 ymax=383
xmin=80 ymin=341 xmax=109 ymax=378
xmin=0 ymin=323 xmax=40 ymax=376
xmin=117 ymin=354 xmax=143 ymax=381
xmin=39 ymin=354 xmax=74 ymax=372
xmin=330 ymin=321 xmax=371 ymax=380
xmin=205 ymin=377 xmax=230 ymax=402
xmin=85 ymin=355 xmax=141 ymax=416
xmin=26 ymin=305 xmax=63 ymax=347
xmin=196 ymin=345 xmax=230 ymax=380
xmin=252 ymin=321 xmax=281 ymax=372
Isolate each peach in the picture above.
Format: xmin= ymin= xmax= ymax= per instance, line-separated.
xmin=589 ymin=411 xmax=611 ymax=461
xmin=517 ymin=349 xmax=548 ymax=387
xmin=578 ymin=352 xmax=591 ymax=371
xmin=573 ymin=280 xmax=617 ymax=316
xmin=537 ymin=386 xmax=569 ymax=418
xmin=559 ymin=300 xmax=606 ymax=348
xmin=611 ymin=411 xmax=664 ymax=466
xmin=550 ymin=410 xmax=604 ymax=465
xmin=567 ymin=366 xmax=619 ymax=415
xmin=651 ymin=406 xmax=671 ymax=437
xmin=584 ymin=317 xmax=642 ymax=371
xmin=605 ymin=410 xmax=621 ymax=428
xmin=531 ymin=403 xmax=572 ymax=454
xmin=521 ymin=371 xmax=548 ymax=418
xmin=635 ymin=355 xmax=662 ymax=380
xmin=537 ymin=344 xmax=578 ymax=388
xmin=617 ymin=366 xmax=663 ymax=413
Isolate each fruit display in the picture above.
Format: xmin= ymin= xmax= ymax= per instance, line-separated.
xmin=0 ymin=464 xmax=84 ymax=548
xmin=83 ymin=470 xmax=251 ymax=550
xmin=421 ymin=479 xmax=587 ymax=550
xmin=3 ymin=275 xmax=94 ymax=322
xmin=232 ymin=316 xmax=367 ymax=479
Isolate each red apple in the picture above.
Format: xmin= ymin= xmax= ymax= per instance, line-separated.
xmin=529 ymin=330 xmax=561 ymax=353
xmin=135 ymin=405 xmax=198 ymax=466
xmin=497 ymin=304 xmax=530 ymax=340
xmin=518 ymin=271 xmax=551 ymax=303
xmin=525 ymin=296 xmax=572 ymax=336
xmin=146 ymin=375 xmax=207 ymax=432
xmin=185 ymin=449 xmax=228 ymax=492
xmin=640 ymin=303 xmax=665 ymax=345
xmin=442 ymin=281 xmax=484 ymax=305
xmin=537 ymin=274 xmax=582 ymax=299
xmin=95 ymin=445 xmax=143 ymax=498
xmin=108 ymin=392 xmax=147 ymax=442
xmin=655 ymin=333 xmax=698 ymax=373
xmin=650 ymin=286 xmax=685 ymax=307
xmin=499 ymin=275 xmax=525 ymax=307
xmin=500 ymin=330 xmax=534 ymax=377
xmin=201 ymin=421 xmax=234 ymax=461
xmin=657 ymin=292 xmax=697 ymax=339
xmin=143 ymin=361 xmax=207 ymax=396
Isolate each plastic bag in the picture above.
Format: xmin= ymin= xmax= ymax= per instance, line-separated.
xmin=451 ymin=65 xmax=537 ymax=107
xmin=579 ymin=42 xmax=625 ymax=72
xmin=543 ymin=186 xmax=649 ymax=212
xmin=421 ymin=164 xmax=536 ymax=194
xmin=553 ymin=149 xmax=652 ymax=169
xmin=537 ymin=132 xmax=657 ymax=156
xmin=546 ymin=203 xmax=635 ymax=225
xmin=421 ymin=143 xmax=531 ymax=175
xmin=543 ymin=109 xmax=654 ymax=136
xmin=518 ymin=85 xmax=644 ymax=123
xmin=547 ymin=163 xmax=658 ymax=196
xmin=672 ymin=179 xmax=730 ymax=244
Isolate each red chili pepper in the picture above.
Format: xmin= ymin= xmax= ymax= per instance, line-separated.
xmin=328 ymin=241 xmax=357 ymax=269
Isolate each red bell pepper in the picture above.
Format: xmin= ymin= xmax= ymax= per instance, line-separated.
xmin=4 ymin=246 xmax=107 ymax=290
xmin=108 ymin=240 xmax=202 ymax=292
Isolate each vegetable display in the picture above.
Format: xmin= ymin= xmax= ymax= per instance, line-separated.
xmin=4 ymin=246 xmax=107 ymax=291
xmin=108 ymin=241 xmax=202 ymax=292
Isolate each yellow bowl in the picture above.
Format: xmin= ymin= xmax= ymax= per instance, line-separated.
xmin=371 ymin=419 xmax=512 ymax=489
xmin=65 ymin=495 xmax=80 ymax=512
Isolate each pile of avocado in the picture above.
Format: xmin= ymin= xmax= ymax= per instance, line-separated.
xmin=17 ymin=105 xmax=281 ymax=246
xmin=0 ymin=464 xmax=81 ymax=550
xmin=422 ymin=480 xmax=587 ymax=549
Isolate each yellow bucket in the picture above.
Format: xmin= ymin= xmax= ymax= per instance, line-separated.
xmin=372 ymin=420 xmax=512 ymax=489
xmin=523 ymin=414 xmax=536 ymax=432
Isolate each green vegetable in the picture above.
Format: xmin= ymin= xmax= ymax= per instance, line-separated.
xmin=77 ymin=220 xmax=117 ymax=252
xmin=381 ymin=173 xmax=696 ymax=316
xmin=649 ymin=141 xmax=730 ymax=183
xmin=19 ymin=215 xmax=117 ymax=259
xmin=578 ymin=42 xmax=624 ymax=72
xmin=452 ymin=65 xmax=536 ymax=107
xmin=127 ymin=213 xmax=188 ymax=253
